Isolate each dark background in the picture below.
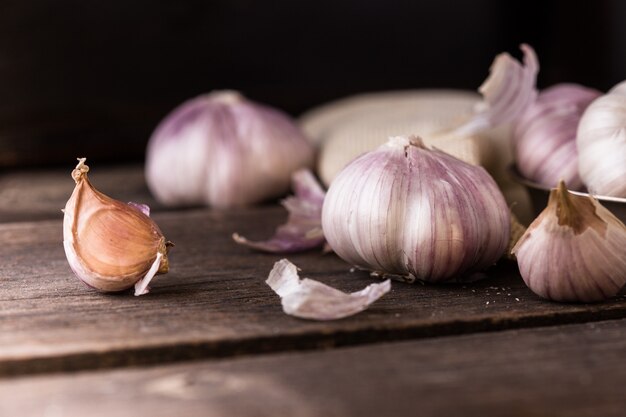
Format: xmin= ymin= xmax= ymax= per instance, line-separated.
xmin=0 ymin=0 xmax=624 ymax=168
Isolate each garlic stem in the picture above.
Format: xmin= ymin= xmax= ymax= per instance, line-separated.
xmin=552 ymin=181 xmax=606 ymax=234
xmin=72 ymin=157 xmax=89 ymax=182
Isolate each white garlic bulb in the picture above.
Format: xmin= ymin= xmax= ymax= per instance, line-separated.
xmin=512 ymin=181 xmax=626 ymax=302
xmin=64 ymin=159 xmax=172 ymax=295
xmin=321 ymin=136 xmax=510 ymax=283
xmin=577 ymin=80 xmax=626 ymax=197
xmin=146 ymin=90 xmax=315 ymax=208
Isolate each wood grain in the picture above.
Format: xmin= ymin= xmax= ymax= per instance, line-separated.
xmin=0 ymin=164 xmax=160 ymax=223
xmin=1 ymin=318 xmax=625 ymax=417
xmin=2 ymin=206 xmax=626 ymax=376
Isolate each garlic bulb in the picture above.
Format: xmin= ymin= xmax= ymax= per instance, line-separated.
xmin=63 ymin=159 xmax=172 ymax=295
xmin=145 ymin=90 xmax=315 ymax=208
xmin=577 ymin=81 xmax=626 ymax=197
xmin=513 ymin=84 xmax=600 ymax=190
xmin=322 ymin=136 xmax=510 ymax=283
xmin=512 ymin=181 xmax=626 ymax=302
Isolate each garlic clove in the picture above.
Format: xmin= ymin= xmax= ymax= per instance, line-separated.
xmin=266 ymin=259 xmax=390 ymax=320
xmin=63 ymin=158 xmax=172 ymax=295
xmin=233 ymin=169 xmax=326 ymax=253
xmin=512 ymin=181 xmax=626 ymax=302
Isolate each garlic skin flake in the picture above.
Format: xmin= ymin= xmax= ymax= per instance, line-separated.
xmin=577 ymin=80 xmax=626 ymax=197
xmin=455 ymin=44 xmax=539 ymax=136
xmin=145 ymin=90 xmax=315 ymax=208
xmin=322 ymin=136 xmax=510 ymax=283
xmin=267 ymin=259 xmax=390 ymax=320
xmin=63 ymin=159 xmax=172 ymax=295
xmin=233 ymin=169 xmax=326 ymax=253
xmin=512 ymin=181 xmax=626 ymax=302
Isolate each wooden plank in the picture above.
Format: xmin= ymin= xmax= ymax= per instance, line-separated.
xmin=1 ymin=319 xmax=625 ymax=417
xmin=0 ymin=164 xmax=160 ymax=222
xmin=2 ymin=206 xmax=626 ymax=376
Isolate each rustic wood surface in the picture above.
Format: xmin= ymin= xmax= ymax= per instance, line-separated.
xmin=2 ymin=205 xmax=626 ymax=377
xmin=2 ymin=164 xmax=625 ymax=416
xmin=1 ymin=318 xmax=624 ymax=417
xmin=0 ymin=164 xmax=159 ymax=223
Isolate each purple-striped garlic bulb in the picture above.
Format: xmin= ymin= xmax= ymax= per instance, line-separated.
xmin=577 ymin=80 xmax=626 ymax=197
xmin=321 ymin=135 xmax=510 ymax=283
xmin=514 ymin=84 xmax=601 ymax=190
xmin=512 ymin=181 xmax=626 ymax=302
xmin=64 ymin=159 xmax=173 ymax=296
xmin=145 ymin=90 xmax=315 ymax=208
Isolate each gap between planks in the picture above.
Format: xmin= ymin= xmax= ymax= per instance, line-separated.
xmin=2 ymin=309 xmax=626 ymax=379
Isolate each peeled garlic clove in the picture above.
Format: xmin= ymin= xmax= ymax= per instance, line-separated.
xmin=455 ymin=44 xmax=539 ymax=136
xmin=63 ymin=159 xmax=172 ymax=295
xmin=233 ymin=169 xmax=326 ymax=253
xmin=145 ymin=90 xmax=315 ymax=208
xmin=577 ymin=80 xmax=626 ymax=197
xmin=322 ymin=135 xmax=510 ymax=283
xmin=512 ymin=181 xmax=626 ymax=302
xmin=266 ymin=259 xmax=390 ymax=320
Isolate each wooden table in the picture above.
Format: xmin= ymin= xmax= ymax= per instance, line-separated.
xmin=1 ymin=165 xmax=625 ymax=417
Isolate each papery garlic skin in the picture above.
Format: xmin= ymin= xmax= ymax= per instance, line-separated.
xmin=322 ymin=136 xmax=510 ymax=283
xmin=512 ymin=182 xmax=626 ymax=302
xmin=455 ymin=44 xmax=538 ymax=136
xmin=577 ymin=81 xmax=626 ymax=197
xmin=63 ymin=159 xmax=171 ymax=295
xmin=145 ymin=90 xmax=315 ymax=208
xmin=267 ymin=259 xmax=390 ymax=320
xmin=233 ymin=169 xmax=326 ymax=253
xmin=514 ymin=84 xmax=600 ymax=190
